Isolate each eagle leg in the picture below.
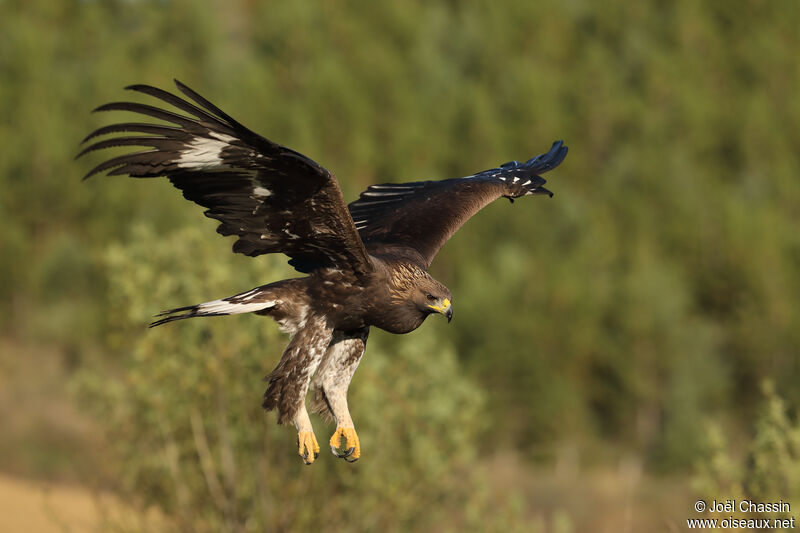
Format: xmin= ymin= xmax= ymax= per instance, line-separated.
xmin=262 ymin=315 xmax=333 ymax=464
xmin=297 ymin=429 xmax=320 ymax=465
xmin=310 ymin=328 xmax=369 ymax=462
xmin=293 ymin=402 xmax=323 ymax=465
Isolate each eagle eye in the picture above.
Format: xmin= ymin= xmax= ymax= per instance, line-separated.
xmin=426 ymin=294 xmax=437 ymax=302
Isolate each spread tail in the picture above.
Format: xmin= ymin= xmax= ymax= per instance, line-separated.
xmin=149 ymin=286 xmax=277 ymax=327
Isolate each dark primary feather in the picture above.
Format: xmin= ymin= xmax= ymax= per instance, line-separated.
xmin=348 ymin=141 xmax=567 ymax=267
xmin=79 ymin=80 xmax=371 ymax=275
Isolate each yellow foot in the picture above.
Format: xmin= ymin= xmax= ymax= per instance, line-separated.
xmin=297 ymin=430 xmax=320 ymax=465
xmin=329 ymin=427 xmax=361 ymax=462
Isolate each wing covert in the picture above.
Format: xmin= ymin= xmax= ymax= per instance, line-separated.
xmin=79 ymin=80 xmax=371 ymax=275
xmin=347 ymin=141 xmax=567 ymax=267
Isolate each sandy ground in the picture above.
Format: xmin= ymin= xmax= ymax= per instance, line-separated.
xmin=0 ymin=473 xmax=160 ymax=533
xmin=0 ymin=473 xmax=99 ymax=533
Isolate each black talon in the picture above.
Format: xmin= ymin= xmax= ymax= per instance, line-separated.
xmin=314 ymin=451 xmax=320 ymax=459
xmin=344 ymin=454 xmax=359 ymax=463
xmin=331 ymin=445 xmax=355 ymax=459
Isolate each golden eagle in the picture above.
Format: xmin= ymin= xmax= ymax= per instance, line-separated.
xmin=80 ymin=81 xmax=567 ymax=464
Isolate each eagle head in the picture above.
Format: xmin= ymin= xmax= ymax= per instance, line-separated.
xmin=413 ymin=275 xmax=453 ymax=323
xmin=381 ymin=263 xmax=453 ymax=333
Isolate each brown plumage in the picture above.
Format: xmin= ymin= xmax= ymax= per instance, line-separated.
xmin=80 ymin=80 xmax=567 ymax=464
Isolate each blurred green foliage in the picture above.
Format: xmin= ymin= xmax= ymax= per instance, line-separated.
xmin=694 ymin=381 xmax=800 ymax=521
xmin=1 ymin=0 xmax=799 ymax=529
xmin=79 ymin=224 xmax=529 ymax=532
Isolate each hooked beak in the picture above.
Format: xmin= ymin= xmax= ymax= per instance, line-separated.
xmin=428 ymin=298 xmax=453 ymax=323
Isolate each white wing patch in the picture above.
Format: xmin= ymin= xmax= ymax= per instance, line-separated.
xmin=197 ymin=297 xmax=275 ymax=315
xmin=177 ymin=132 xmax=236 ymax=170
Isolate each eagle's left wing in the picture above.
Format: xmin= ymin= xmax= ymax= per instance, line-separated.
xmin=348 ymin=141 xmax=567 ymax=268
xmin=79 ymin=81 xmax=372 ymax=276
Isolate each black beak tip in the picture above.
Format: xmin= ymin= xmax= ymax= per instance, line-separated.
xmin=445 ymin=308 xmax=453 ymax=323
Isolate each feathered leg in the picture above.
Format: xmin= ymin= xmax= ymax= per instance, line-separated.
xmin=263 ymin=315 xmax=333 ymax=465
xmin=310 ymin=328 xmax=369 ymax=462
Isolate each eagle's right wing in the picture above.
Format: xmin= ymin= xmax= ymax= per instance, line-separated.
xmin=348 ymin=141 xmax=567 ymax=268
xmin=79 ymin=81 xmax=372 ymax=276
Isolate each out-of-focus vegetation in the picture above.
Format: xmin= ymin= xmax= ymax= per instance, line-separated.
xmin=694 ymin=382 xmax=800 ymax=523
xmin=79 ymin=224 xmax=521 ymax=532
xmin=1 ymin=0 xmax=799 ymax=531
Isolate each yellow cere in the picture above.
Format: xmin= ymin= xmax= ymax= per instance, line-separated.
xmin=428 ymin=298 xmax=451 ymax=313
